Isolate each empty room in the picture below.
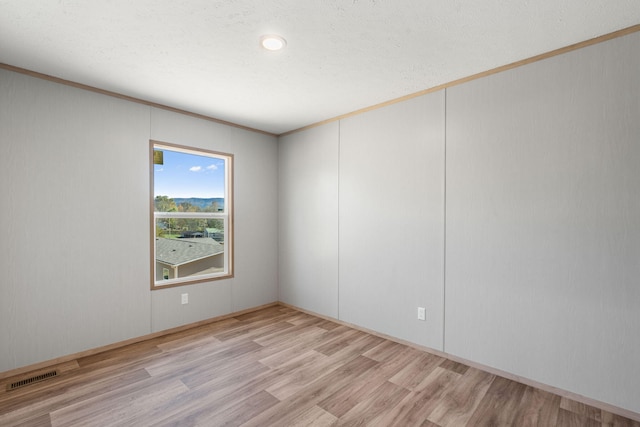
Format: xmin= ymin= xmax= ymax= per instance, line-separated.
xmin=1 ymin=1 xmax=639 ymax=426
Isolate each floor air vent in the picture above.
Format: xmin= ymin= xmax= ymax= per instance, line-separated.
xmin=7 ymin=369 xmax=59 ymax=391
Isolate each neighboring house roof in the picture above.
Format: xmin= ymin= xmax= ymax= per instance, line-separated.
xmin=156 ymin=237 xmax=223 ymax=267
xmin=205 ymin=227 xmax=222 ymax=233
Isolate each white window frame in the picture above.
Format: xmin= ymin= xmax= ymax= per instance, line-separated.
xmin=150 ymin=140 xmax=233 ymax=289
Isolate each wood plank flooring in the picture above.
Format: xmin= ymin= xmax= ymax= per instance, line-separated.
xmin=0 ymin=305 xmax=638 ymax=426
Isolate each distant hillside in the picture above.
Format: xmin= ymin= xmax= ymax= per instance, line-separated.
xmin=173 ymin=198 xmax=224 ymax=210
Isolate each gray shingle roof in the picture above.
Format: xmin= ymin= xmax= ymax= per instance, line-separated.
xmin=155 ymin=237 xmax=223 ymax=266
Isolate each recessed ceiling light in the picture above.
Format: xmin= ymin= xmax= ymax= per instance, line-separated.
xmin=260 ymin=34 xmax=286 ymax=51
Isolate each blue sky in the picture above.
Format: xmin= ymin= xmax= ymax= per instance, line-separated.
xmin=154 ymin=148 xmax=226 ymax=198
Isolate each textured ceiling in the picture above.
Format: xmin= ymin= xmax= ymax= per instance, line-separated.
xmin=1 ymin=1 xmax=639 ymax=135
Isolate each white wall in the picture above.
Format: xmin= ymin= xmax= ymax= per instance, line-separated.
xmin=278 ymin=122 xmax=339 ymax=317
xmin=229 ymin=126 xmax=280 ymax=313
xmin=338 ymin=94 xmax=445 ymax=349
xmin=0 ymin=70 xmax=151 ymax=371
xmin=0 ymin=70 xmax=279 ymax=372
xmin=445 ymin=31 xmax=640 ymax=413
xmin=278 ymin=94 xmax=445 ymax=351
xmin=277 ymin=31 xmax=640 ymax=414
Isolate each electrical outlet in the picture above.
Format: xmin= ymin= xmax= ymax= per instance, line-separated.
xmin=181 ymin=293 xmax=189 ymax=305
xmin=417 ymin=307 xmax=426 ymax=321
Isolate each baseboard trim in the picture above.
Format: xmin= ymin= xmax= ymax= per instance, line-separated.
xmin=0 ymin=302 xmax=278 ymax=382
xmin=278 ymin=302 xmax=640 ymax=423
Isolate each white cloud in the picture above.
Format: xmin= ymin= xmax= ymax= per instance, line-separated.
xmin=206 ymin=164 xmax=218 ymax=171
xmin=189 ymin=166 xmax=202 ymax=172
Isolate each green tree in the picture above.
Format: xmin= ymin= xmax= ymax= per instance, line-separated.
xmin=155 ymin=196 xmax=178 ymax=237
xmin=154 ymin=195 xmax=177 ymax=212
xmin=178 ymin=201 xmax=195 ymax=212
xmin=203 ymin=200 xmax=223 ymax=213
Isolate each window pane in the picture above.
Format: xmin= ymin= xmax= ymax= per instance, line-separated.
xmin=154 ymin=149 xmax=226 ymax=213
xmin=155 ymin=218 xmax=226 ymax=281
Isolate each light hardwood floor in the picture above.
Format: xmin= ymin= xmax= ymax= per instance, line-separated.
xmin=0 ymin=305 xmax=637 ymax=426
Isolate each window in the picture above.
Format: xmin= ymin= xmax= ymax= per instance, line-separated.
xmin=151 ymin=141 xmax=233 ymax=289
